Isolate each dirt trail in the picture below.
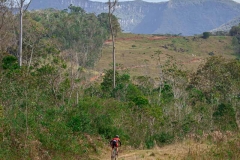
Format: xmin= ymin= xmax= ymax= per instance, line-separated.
xmin=98 ymin=142 xmax=211 ymax=160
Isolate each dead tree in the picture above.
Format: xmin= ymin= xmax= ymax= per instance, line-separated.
xmin=108 ymin=0 xmax=117 ymax=89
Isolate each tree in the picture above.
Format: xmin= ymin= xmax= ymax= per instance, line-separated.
xmin=230 ymin=24 xmax=240 ymax=54
xmin=0 ymin=0 xmax=17 ymax=54
xmin=0 ymin=0 xmax=8 ymax=30
xmin=107 ymin=0 xmax=118 ymax=89
xmin=22 ymin=12 xmax=47 ymax=72
xmin=189 ymin=56 xmax=240 ymax=129
xmin=68 ymin=4 xmax=85 ymax=14
xmin=229 ymin=24 xmax=240 ymax=36
xmin=10 ymin=0 xmax=32 ymax=67
xmin=97 ymin=13 xmax=121 ymax=35
xmin=202 ymin=32 xmax=210 ymax=39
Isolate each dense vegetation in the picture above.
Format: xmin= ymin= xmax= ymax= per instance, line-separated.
xmin=0 ymin=3 xmax=240 ymax=160
xmin=0 ymin=4 xmax=120 ymax=68
xmin=230 ymin=23 xmax=240 ymax=56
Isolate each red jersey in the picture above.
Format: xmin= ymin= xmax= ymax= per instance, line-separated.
xmin=110 ymin=137 xmax=121 ymax=148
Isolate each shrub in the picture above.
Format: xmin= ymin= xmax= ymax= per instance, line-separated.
xmin=2 ymin=55 xmax=19 ymax=70
xmin=67 ymin=111 xmax=91 ymax=133
xmin=145 ymin=132 xmax=174 ymax=149
xmin=154 ymin=132 xmax=174 ymax=145
xmin=202 ymin=32 xmax=211 ymax=39
xmin=145 ymin=137 xmax=155 ymax=149
xmin=213 ymin=103 xmax=238 ymax=131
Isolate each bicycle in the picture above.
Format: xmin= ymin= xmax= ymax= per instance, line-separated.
xmin=111 ymin=146 xmax=118 ymax=160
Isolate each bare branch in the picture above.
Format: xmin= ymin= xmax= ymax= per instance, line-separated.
xmin=0 ymin=6 xmax=8 ymax=30
xmin=24 ymin=0 xmax=32 ymax=12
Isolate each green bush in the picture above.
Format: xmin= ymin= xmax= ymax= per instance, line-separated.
xmin=202 ymin=32 xmax=211 ymax=39
xmin=145 ymin=136 xmax=155 ymax=149
xmin=2 ymin=55 xmax=19 ymax=70
xmin=154 ymin=132 xmax=174 ymax=145
xmin=67 ymin=111 xmax=91 ymax=133
xmin=213 ymin=103 xmax=238 ymax=131
xmin=145 ymin=132 xmax=174 ymax=149
xmin=132 ymin=96 xmax=149 ymax=106
xmin=203 ymin=32 xmax=211 ymax=39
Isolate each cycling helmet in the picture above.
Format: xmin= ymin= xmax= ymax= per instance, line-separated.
xmin=115 ymin=135 xmax=119 ymax=138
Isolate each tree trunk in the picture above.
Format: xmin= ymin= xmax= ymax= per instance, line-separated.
xmin=108 ymin=0 xmax=117 ymax=89
xmin=17 ymin=0 xmax=32 ymax=67
xmin=19 ymin=3 xmax=23 ymax=66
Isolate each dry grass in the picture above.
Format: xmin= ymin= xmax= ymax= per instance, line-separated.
xmin=96 ymin=141 xmax=212 ymax=160
xmin=95 ymin=33 xmax=235 ymax=79
xmin=94 ymin=131 xmax=239 ymax=160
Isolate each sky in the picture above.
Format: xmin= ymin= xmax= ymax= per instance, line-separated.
xmin=91 ymin=0 xmax=240 ymax=3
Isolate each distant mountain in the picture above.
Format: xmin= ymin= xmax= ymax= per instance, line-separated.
xmin=29 ymin=0 xmax=240 ymax=36
xmin=210 ymin=16 xmax=240 ymax=33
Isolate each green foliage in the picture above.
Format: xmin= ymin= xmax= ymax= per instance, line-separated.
xmin=143 ymin=105 xmax=163 ymax=122
xmin=145 ymin=132 xmax=174 ymax=149
xmin=159 ymin=83 xmax=174 ymax=103
xmin=68 ymin=4 xmax=85 ymax=14
xmin=101 ymin=69 xmax=132 ymax=100
xmin=188 ymin=88 xmax=205 ymax=105
xmin=231 ymin=35 xmax=240 ymax=54
xmin=229 ymin=23 xmax=240 ymax=36
xmin=97 ymin=13 xmax=121 ymax=36
xmin=101 ymin=69 xmax=119 ymax=95
xmin=28 ymin=7 xmax=110 ymax=67
xmin=190 ymin=56 xmax=240 ymax=103
xmin=232 ymin=36 xmax=239 ymax=46
xmin=230 ymin=24 xmax=240 ymax=54
xmin=132 ymin=95 xmax=149 ymax=106
xmin=0 ymin=105 xmax=2 ymax=118
xmin=202 ymin=32 xmax=211 ymax=39
xmin=97 ymin=118 xmax=125 ymax=140
xmin=126 ymin=84 xmax=143 ymax=99
xmin=67 ymin=111 xmax=91 ymax=132
xmin=2 ymin=55 xmax=19 ymax=70
xmin=0 ymin=26 xmax=239 ymax=159
xmin=154 ymin=132 xmax=174 ymax=145
xmin=181 ymin=114 xmax=196 ymax=134
xmin=213 ymin=103 xmax=238 ymax=131
xmin=145 ymin=137 xmax=155 ymax=149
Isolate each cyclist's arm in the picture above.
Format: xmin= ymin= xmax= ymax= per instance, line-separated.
xmin=119 ymin=140 xmax=121 ymax=146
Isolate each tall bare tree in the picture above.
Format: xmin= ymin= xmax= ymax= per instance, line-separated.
xmin=13 ymin=0 xmax=32 ymax=66
xmin=107 ymin=0 xmax=117 ymax=88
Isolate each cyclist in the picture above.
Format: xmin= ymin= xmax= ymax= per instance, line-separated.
xmin=110 ymin=135 xmax=121 ymax=155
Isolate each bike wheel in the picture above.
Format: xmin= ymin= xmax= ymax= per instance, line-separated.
xmin=111 ymin=147 xmax=117 ymax=160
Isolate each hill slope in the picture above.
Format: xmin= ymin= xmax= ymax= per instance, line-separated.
xmin=94 ymin=33 xmax=235 ymax=79
xmin=29 ymin=0 xmax=240 ymax=35
xmin=211 ymin=16 xmax=240 ymax=33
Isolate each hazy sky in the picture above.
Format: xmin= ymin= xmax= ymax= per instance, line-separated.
xmin=91 ymin=0 xmax=240 ymax=3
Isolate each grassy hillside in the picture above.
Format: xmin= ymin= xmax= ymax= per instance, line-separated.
xmin=95 ymin=33 xmax=235 ymax=79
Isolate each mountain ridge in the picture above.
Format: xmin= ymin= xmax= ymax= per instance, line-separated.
xmin=29 ymin=0 xmax=240 ymax=35
xmin=210 ymin=16 xmax=240 ymax=33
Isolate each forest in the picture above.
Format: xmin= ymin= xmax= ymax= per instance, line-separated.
xmin=0 ymin=2 xmax=240 ymax=160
